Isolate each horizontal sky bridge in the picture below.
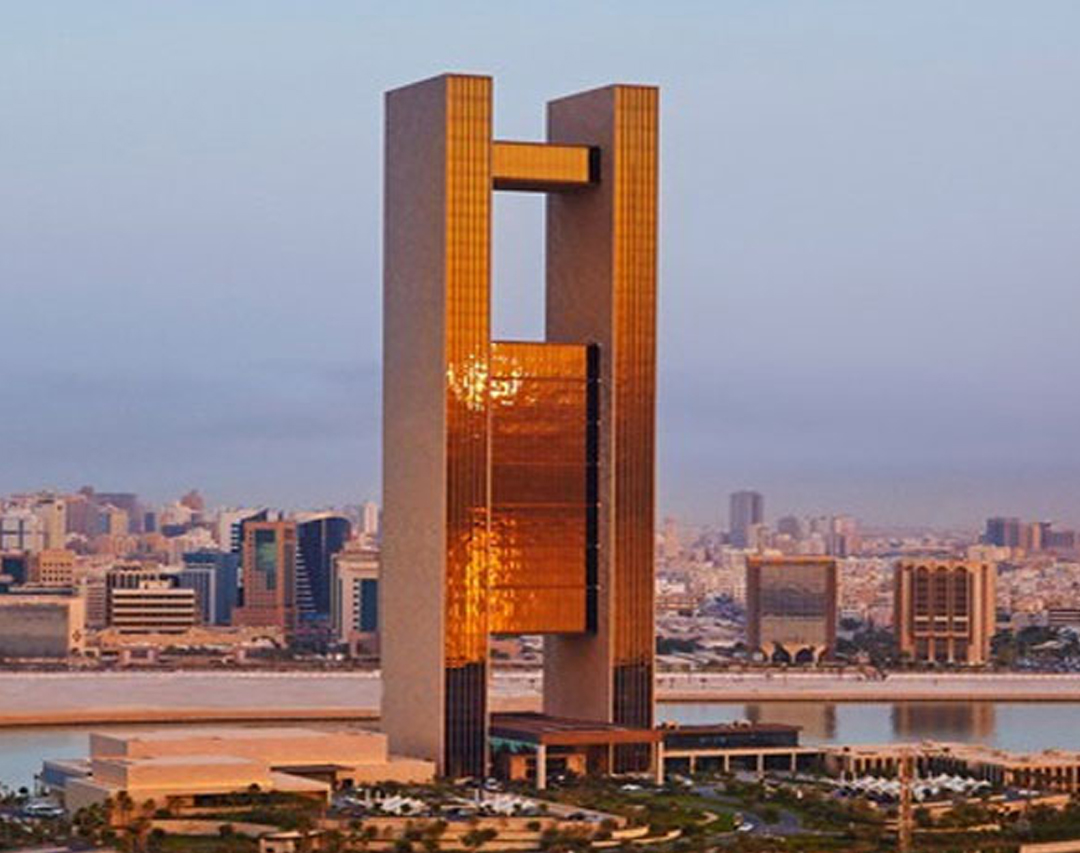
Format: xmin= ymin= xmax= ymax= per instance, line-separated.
xmin=491 ymin=140 xmax=598 ymax=192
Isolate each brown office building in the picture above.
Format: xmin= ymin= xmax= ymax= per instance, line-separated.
xmin=382 ymin=74 xmax=657 ymax=778
xmin=746 ymin=556 xmax=838 ymax=663
xmin=233 ymin=521 xmax=297 ymax=636
xmin=894 ymin=560 xmax=996 ymax=665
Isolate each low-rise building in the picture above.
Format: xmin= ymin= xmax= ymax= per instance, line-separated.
xmin=46 ymin=727 xmax=434 ymax=815
xmin=0 ymin=595 xmax=85 ymax=658
xmin=109 ymin=581 xmax=197 ymax=635
xmin=30 ymin=548 xmax=77 ymax=587
xmin=825 ymin=741 xmax=1080 ymax=793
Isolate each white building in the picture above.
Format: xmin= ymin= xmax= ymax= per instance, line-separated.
xmin=331 ymin=543 xmax=379 ymax=654
xmin=0 ymin=507 xmax=46 ymax=552
xmin=109 ymin=580 xmax=197 ymax=635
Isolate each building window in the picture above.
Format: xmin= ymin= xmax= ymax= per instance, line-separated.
xmin=359 ymin=578 xmax=378 ymax=632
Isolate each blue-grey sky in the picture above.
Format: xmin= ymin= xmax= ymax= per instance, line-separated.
xmin=3 ymin=2 xmax=1079 ymax=528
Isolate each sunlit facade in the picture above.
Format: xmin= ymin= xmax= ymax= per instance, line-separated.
xmin=233 ymin=520 xmax=297 ymax=636
xmin=382 ymin=74 xmax=658 ymax=778
xmin=894 ymin=560 xmax=996 ymax=665
xmin=746 ymin=556 xmax=838 ymax=663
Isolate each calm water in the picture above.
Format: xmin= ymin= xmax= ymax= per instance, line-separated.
xmin=659 ymin=701 xmax=1080 ymax=752
xmin=4 ymin=702 xmax=1080 ymax=788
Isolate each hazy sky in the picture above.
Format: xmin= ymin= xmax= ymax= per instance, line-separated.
xmin=3 ymin=2 xmax=1079 ymax=527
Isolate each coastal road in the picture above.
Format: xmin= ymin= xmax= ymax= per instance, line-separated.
xmin=4 ymin=670 xmax=1080 ymax=728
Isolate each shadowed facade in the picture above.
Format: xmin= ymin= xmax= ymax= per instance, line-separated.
xmin=381 ymin=73 xmax=657 ymax=778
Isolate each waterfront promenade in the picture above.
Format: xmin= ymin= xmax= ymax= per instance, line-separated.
xmin=4 ymin=670 xmax=1080 ymax=728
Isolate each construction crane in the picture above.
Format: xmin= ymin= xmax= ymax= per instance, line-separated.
xmin=898 ymin=747 xmax=915 ymax=853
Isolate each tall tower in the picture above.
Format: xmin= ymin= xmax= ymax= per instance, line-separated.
xmin=233 ymin=520 xmax=297 ymax=636
xmin=729 ymin=490 xmax=764 ymax=548
xmin=381 ymin=74 xmax=658 ymax=778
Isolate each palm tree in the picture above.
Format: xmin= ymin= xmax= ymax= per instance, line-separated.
xmin=115 ymin=791 xmax=135 ymax=827
xmin=462 ymin=827 xmax=498 ymax=852
xmin=360 ymin=824 xmax=380 ymax=851
xmin=421 ymin=818 xmax=447 ymax=853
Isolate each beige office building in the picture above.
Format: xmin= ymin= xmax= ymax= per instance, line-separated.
xmin=331 ymin=541 xmax=379 ymax=653
xmin=30 ymin=548 xmax=77 ymax=587
xmin=109 ymin=582 xmax=197 ymax=635
xmin=0 ymin=595 xmax=85 ymax=658
xmin=894 ymin=560 xmax=996 ymax=665
xmin=51 ymin=727 xmax=433 ymax=815
xmin=746 ymin=556 xmax=838 ymax=663
xmin=382 ymin=74 xmax=658 ymax=777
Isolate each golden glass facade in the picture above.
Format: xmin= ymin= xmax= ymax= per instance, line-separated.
xmin=489 ymin=342 xmax=599 ymax=635
xmin=546 ymin=85 xmax=659 ymax=752
xmin=441 ymin=76 xmax=492 ymax=778
xmin=607 ymin=86 xmax=659 ymax=734
xmin=383 ymin=74 xmax=658 ymax=779
xmin=492 ymin=141 xmax=595 ymax=191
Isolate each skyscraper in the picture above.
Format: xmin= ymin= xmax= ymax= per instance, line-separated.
xmin=984 ymin=517 xmax=1022 ymax=548
xmin=361 ymin=501 xmax=380 ymax=539
xmin=233 ymin=520 xmax=297 ymax=635
xmin=745 ymin=556 xmax=838 ymax=663
xmin=894 ymin=560 xmax=996 ymax=665
xmin=729 ymin=490 xmax=764 ymax=548
xmin=382 ymin=74 xmax=658 ymax=778
xmin=296 ymin=513 xmax=352 ymax=620
xmin=180 ymin=549 xmax=240 ymax=625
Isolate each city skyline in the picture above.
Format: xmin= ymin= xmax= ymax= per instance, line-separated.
xmin=4 ymin=2 xmax=1080 ymax=527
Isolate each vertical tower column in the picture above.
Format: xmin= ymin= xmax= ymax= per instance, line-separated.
xmin=382 ymin=74 xmax=492 ymax=778
xmin=544 ymin=85 xmax=659 ymax=739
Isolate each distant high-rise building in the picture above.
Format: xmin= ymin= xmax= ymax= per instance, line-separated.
xmin=179 ymin=490 xmax=205 ymax=514
xmin=64 ymin=492 xmax=96 ymax=537
xmin=0 ymin=552 xmax=30 ymax=590
xmin=827 ymin=515 xmax=859 ymax=558
xmin=984 ymin=517 xmax=1022 ymax=548
xmin=78 ymin=573 xmax=108 ymax=629
xmin=29 ymin=549 xmax=76 ymax=587
xmin=233 ymin=520 xmax=297 ymax=635
xmin=1045 ymin=528 xmax=1077 ymax=551
xmin=745 ymin=556 xmax=838 ymax=663
xmin=776 ymin=515 xmax=802 ymax=539
xmin=894 ymin=560 xmax=996 ymax=666
xmin=33 ymin=498 xmax=66 ymax=550
xmin=0 ymin=508 xmax=46 ymax=553
xmin=361 ymin=501 xmax=380 ymax=539
xmin=296 ymin=514 xmax=352 ymax=621
xmin=99 ymin=505 xmax=129 ymax=538
xmin=729 ymin=491 xmax=764 ymax=549
xmin=181 ymin=550 xmax=239 ymax=625
xmin=93 ymin=492 xmax=142 ymax=533
xmin=176 ymin=565 xmax=214 ymax=625
xmin=217 ymin=508 xmax=268 ymax=554
xmin=331 ymin=542 xmax=380 ymax=654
